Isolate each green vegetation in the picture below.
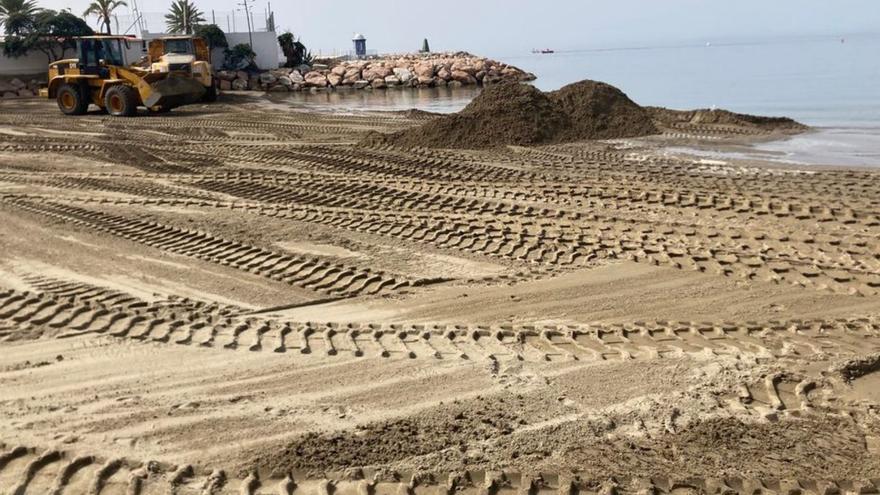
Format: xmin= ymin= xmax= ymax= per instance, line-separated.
xmin=224 ymin=42 xmax=255 ymax=70
xmin=194 ymin=23 xmax=228 ymax=52
xmin=277 ymin=31 xmax=311 ymax=67
xmin=0 ymin=0 xmax=39 ymax=35
xmin=165 ymin=0 xmax=205 ymax=35
xmin=82 ymin=0 xmax=126 ymax=35
xmin=2 ymin=7 xmax=93 ymax=61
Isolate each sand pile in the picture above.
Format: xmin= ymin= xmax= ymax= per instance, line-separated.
xmin=384 ymin=83 xmax=572 ymax=149
xmin=647 ymin=107 xmax=808 ymax=131
xmin=549 ymin=80 xmax=658 ymax=141
xmin=373 ymin=80 xmax=659 ymax=149
xmin=367 ymin=79 xmax=808 ymax=149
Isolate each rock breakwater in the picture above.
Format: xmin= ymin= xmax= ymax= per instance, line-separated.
xmin=215 ymin=52 xmax=536 ymax=93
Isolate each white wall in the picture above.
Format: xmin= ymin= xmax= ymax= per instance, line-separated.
xmin=223 ymin=31 xmax=279 ymax=70
xmin=0 ymin=50 xmax=65 ymax=77
xmin=0 ymin=42 xmax=147 ymax=77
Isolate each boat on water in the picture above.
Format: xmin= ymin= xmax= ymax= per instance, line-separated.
xmin=532 ymin=48 xmax=555 ymax=54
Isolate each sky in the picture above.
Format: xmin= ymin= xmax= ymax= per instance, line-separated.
xmin=42 ymin=0 xmax=880 ymax=58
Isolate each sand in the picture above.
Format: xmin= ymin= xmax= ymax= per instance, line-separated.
xmin=0 ymin=95 xmax=879 ymax=494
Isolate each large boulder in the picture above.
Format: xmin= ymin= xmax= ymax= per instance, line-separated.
xmin=219 ymin=79 xmax=232 ymax=90
xmin=451 ymin=70 xmax=478 ymax=85
xmin=304 ymin=71 xmax=328 ymax=87
xmin=294 ymin=64 xmax=311 ymax=74
xmin=370 ymin=79 xmax=387 ymax=89
xmin=384 ymin=75 xmax=401 ymax=86
xmin=450 ymin=62 xmax=475 ymax=75
xmin=216 ymin=70 xmax=237 ymax=81
xmin=353 ymin=80 xmax=370 ymax=89
xmin=17 ymin=88 xmax=32 ymax=97
xmin=343 ymin=67 xmax=361 ymax=80
xmin=9 ymin=78 xmax=25 ymax=90
xmin=392 ymin=68 xmax=413 ymax=83
xmin=331 ymin=65 xmax=346 ymax=76
xmin=0 ymin=81 xmax=15 ymax=93
xmin=414 ymin=62 xmax=435 ymax=78
xmin=231 ymin=78 xmax=248 ymax=90
xmin=277 ymin=76 xmax=293 ymax=87
xmin=267 ymin=84 xmax=288 ymax=92
xmin=327 ymin=74 xmax=343 ymax=87
xmin=259 ymin=72 xmax=277 ymax=85
xmin=436 ymin=68 xmax=451 ymax=81
xmin=289 ymin=70 xmax=304 ymax=83
xmin=235 ymin=70 xmax=248 ymax=81
xmin=363 ymin=64 xmax=392 ymax=81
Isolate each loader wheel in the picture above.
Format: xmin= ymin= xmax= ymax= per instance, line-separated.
xmin=104 ymin=85 xmax=138 ymax=117
xmin=202 ymin=81 xmax=218 ymax=102
xmin=56 ymin=83 xmax=88 ymax=115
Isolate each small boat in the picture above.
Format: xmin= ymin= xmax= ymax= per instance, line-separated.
xmin=532 ymin=48 xmax=555 ymax=54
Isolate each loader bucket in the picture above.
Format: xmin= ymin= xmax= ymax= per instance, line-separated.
xmin=145 ymin=75 xmax=206 ymax=109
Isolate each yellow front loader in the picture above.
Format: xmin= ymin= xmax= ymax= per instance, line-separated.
xmin=42 ymin=36 xmax=205 ymax=116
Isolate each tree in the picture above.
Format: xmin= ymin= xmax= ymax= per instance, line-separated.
xmin=82 ymin=0 xmax=126 ymax=35
xmin=278 ymin=31 xmax=310 ymax=68
xmin=223 ymin=42 xmax=255 ymax=70
xmin=420 ymin=38 xmax=430 ymax=53
xmin=3 ymin=9 xmax=93 ymax=61
xmin=0 ymin=0 xmax=39 ymax=35
xmin=165 ymin=0 xmax=204 ymax=35
xmin=34 ymin=10 xmax=94 ymax=60
xmin=194 ymin=23 xmax=227 ymax=53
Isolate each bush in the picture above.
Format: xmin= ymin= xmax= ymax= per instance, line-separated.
xmin=223 ymin=42 xmax=256 ymax=70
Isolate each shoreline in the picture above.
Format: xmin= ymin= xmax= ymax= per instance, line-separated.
xmin=201 ymin=90 xmax=880 ymax=171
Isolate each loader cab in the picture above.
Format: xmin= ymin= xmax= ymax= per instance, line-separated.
xmin=77 ymin=37 xmax=129 ymax=75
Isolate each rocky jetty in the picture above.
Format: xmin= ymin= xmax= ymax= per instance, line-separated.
xmin=215 ymin=52 xmax=536 ymax=93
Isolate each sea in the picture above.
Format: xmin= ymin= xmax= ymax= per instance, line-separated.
xmin=275 ymin=33 xmax=880 ymax=167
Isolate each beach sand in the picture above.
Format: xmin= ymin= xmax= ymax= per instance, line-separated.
xmin=0 ymin=95 xmax=879 ymax=494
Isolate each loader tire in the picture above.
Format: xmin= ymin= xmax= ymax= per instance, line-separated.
xmin=57 ymin=83 xmax=89 ymax=115
xmin=203 ymin=81 xmax=218 ymax=102
xmin=104 ymin=85 xmax=138 ymax=117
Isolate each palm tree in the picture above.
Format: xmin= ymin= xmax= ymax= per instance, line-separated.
xmin=165 ymin=0 xmax=204 ymax=35
xmin=82 ymin=0 xmax=127 ymax=35
xmin=0 ymin=0 xmax=39 ymax=35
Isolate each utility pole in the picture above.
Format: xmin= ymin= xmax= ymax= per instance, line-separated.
xmin=238 ymin=0 xmax=254 ymax=48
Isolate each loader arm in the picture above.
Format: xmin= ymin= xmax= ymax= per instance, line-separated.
xmin=110 ymin=67 xmax=157 ymax=106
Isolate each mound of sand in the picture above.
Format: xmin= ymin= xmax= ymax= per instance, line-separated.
xmin=376 ymin=80 xmax=661 ymax=149
xmin=647 ymin=107 xmax=808 ymax=131
xmin=549 ymin=80 xmax=658 ymax=141
xmin=386 ymin=83 xmax=572 ymax=149
xmin=367 ymin=79 xmax=806 ymax=150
